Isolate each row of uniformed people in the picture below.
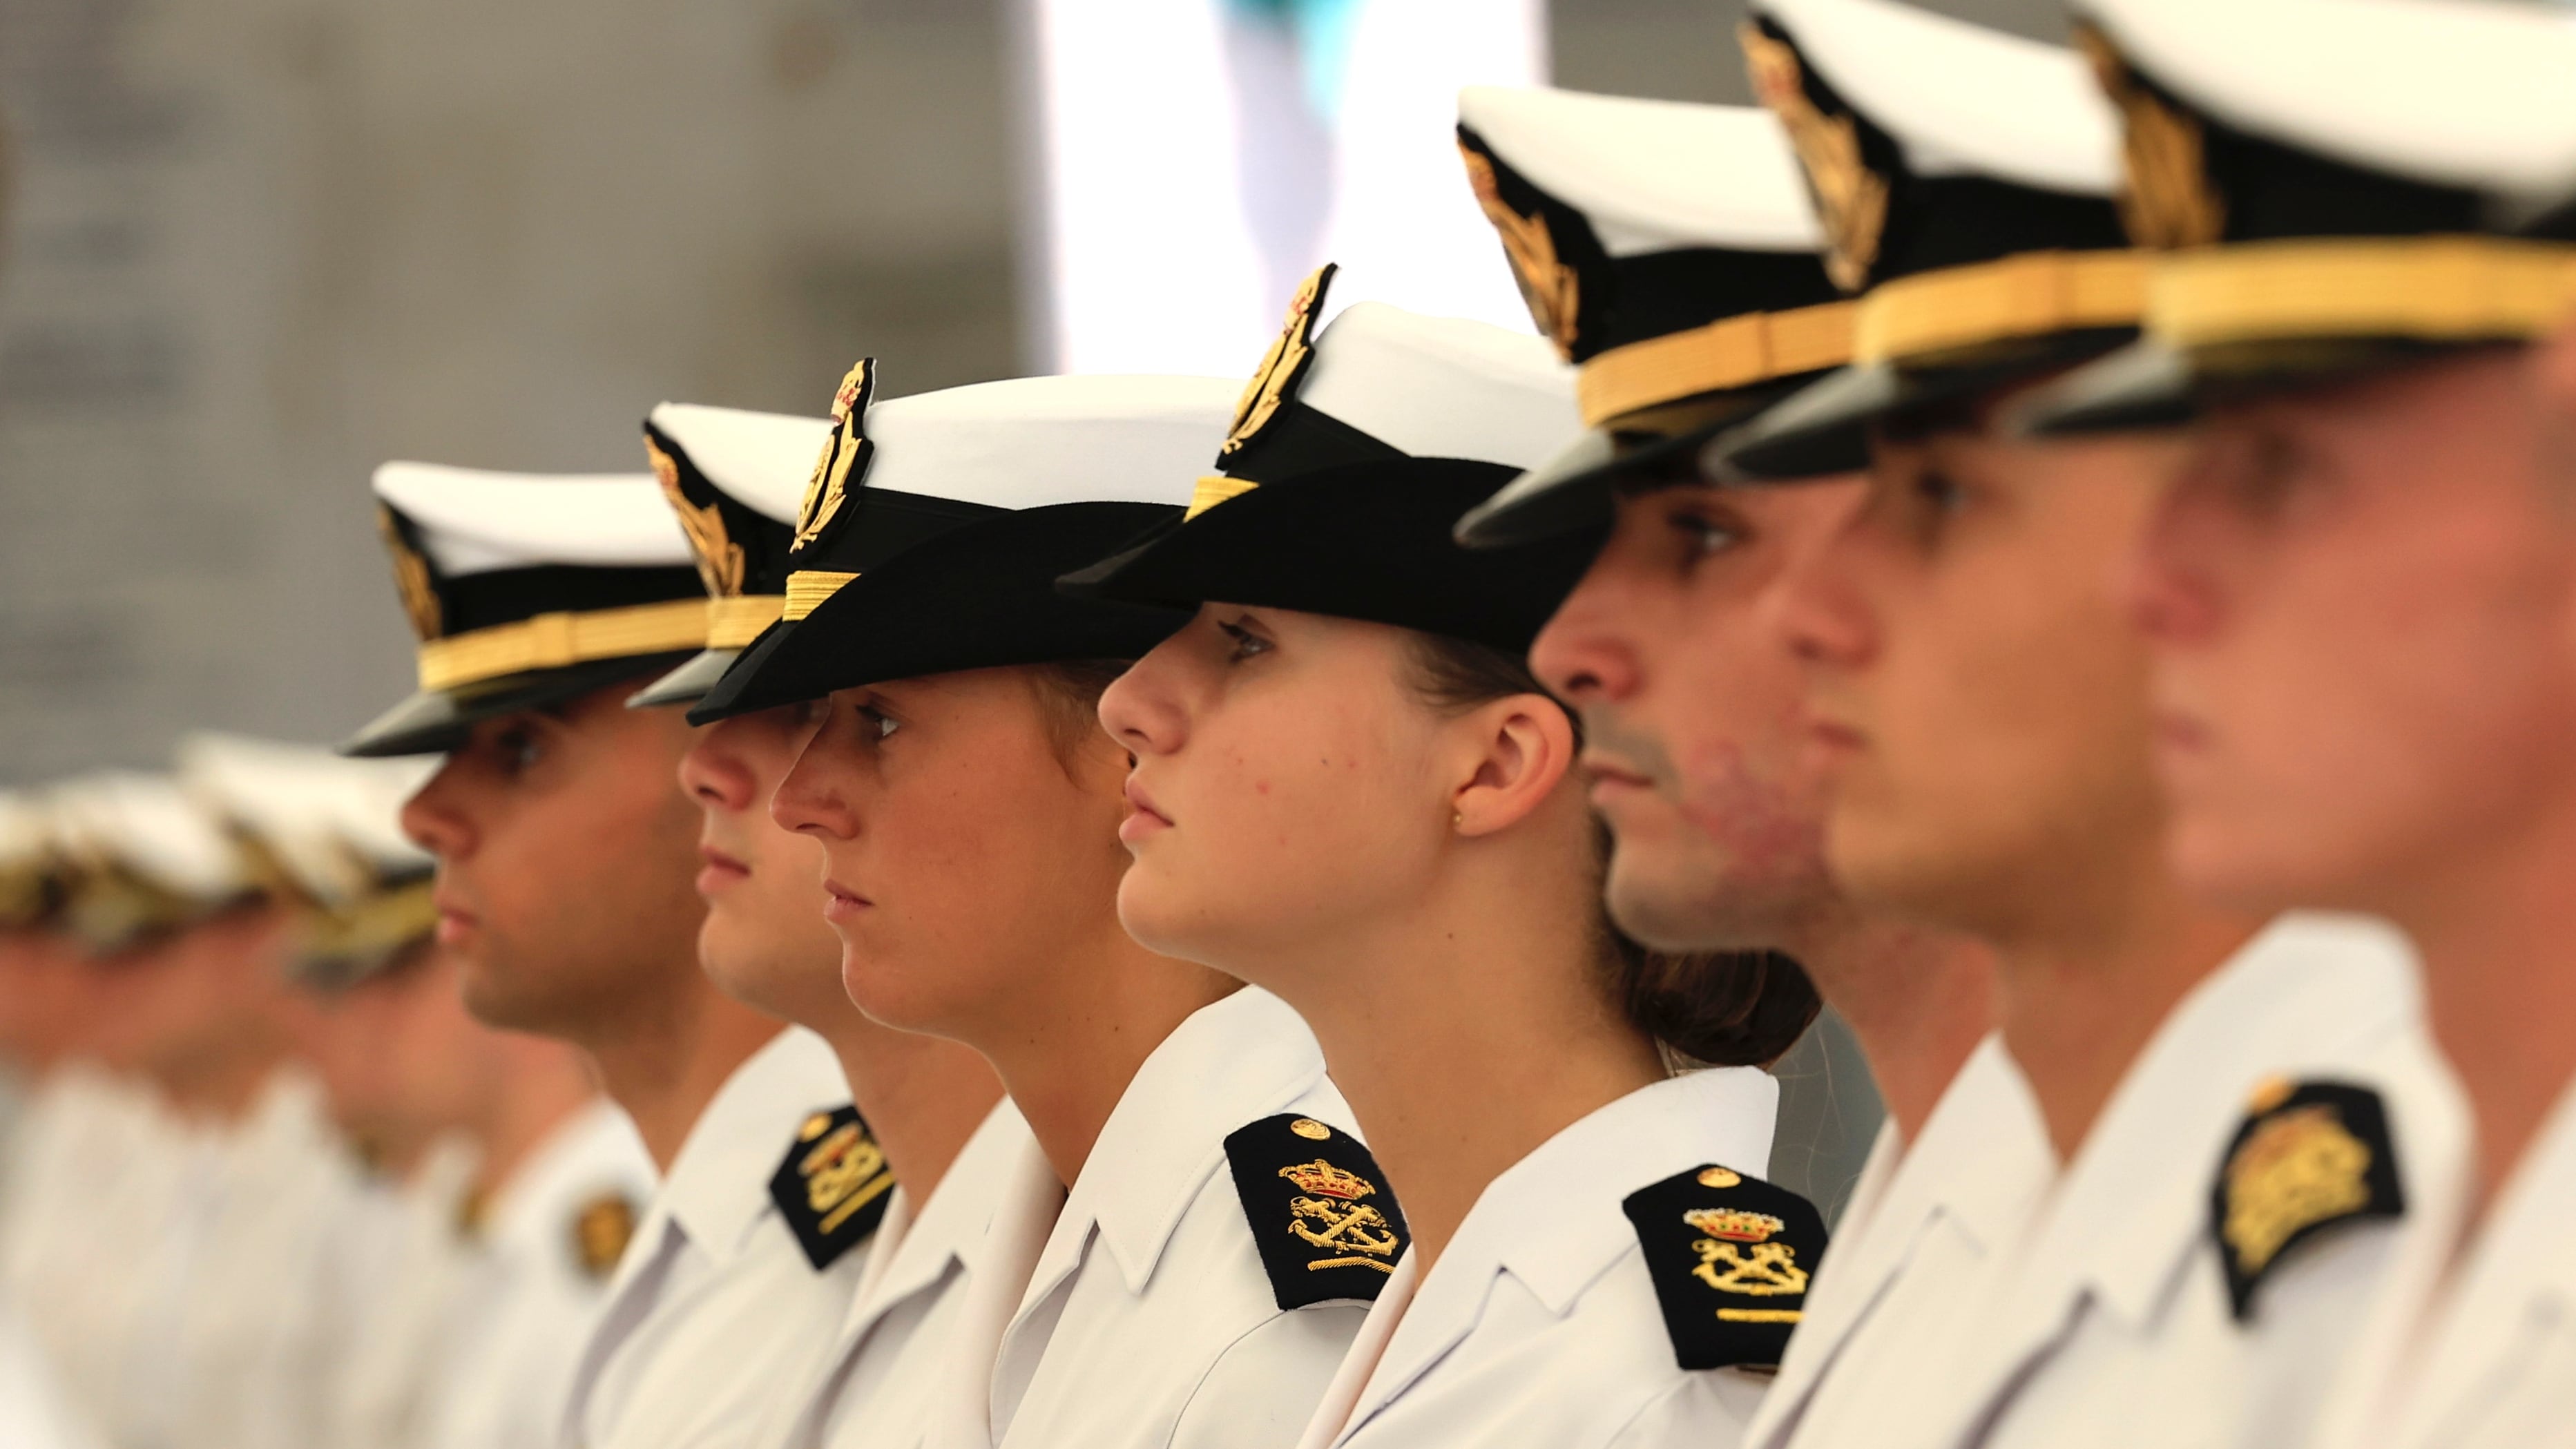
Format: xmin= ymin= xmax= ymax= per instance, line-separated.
xmin=0 ymin=750 xmax=653 ymax=1449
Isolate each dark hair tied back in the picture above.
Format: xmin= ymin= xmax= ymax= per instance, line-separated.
xmin=1403 ymin=631 xmax=1822 ymax=1068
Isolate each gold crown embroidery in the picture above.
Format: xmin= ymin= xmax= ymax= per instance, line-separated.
xmin=2077 ymin=29 xmax=2224 ymax=251
xmin=648 ymin=434 xmax=746 ymax=598
xmin=1462 ymin=146 xmax=1582 ymax=358
xmin=1224 ymin=266 xmax=1334 ymax=458
xmin=377 ymin=506 xmax=443 ymax=642
xmin=2223 ymin=1103 xmax=2372 ymax=1276
xmin=1743 ymin=23 xmax=1889 ymax=292
xmin=796 ymin=358 xmax=874 ymax=550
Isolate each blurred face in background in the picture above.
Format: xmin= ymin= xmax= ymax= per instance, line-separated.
xmin=771 ymin=667 xmax=1135 ymax=1046
xmin=1528 ymin=465 xmax=1861 ymax=952
xmin=0 ymin=929 xmax=101 ymax=1074
xmin=84 ymin=901 xmax=298 ymax=1094
xmin=677 ymin=704 xmax=850 ymax=1028
xmin=398 ymin=685 xmax=707 ymax=1038
xmin=1775 ymin=410 xmax=2188 ymax=937
xmin=2126 ymin=345 xmax=2576 ymax=919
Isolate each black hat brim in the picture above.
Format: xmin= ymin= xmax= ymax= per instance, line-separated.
xmin=1714 ymin=329 xmax=2138 ymax=482
xmin=1453 ymin=378 xmax=1826 ymax=549
xmin=687 ymin=501 xmax=1189 ymax=723
xmin=2009 ymin=335 xmax=2503 ymax=439
xmin=1061 ymin=458 xmax=1599 ymax=656
xmin=625 ymin=647 xmax=741 ymax=710
xmin=340 ymin=653 xmax=695 ymax=758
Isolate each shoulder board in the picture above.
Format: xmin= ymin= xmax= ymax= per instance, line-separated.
xmin=1622 ymin=1164 xmax=1828 ymax=1372
xmin=569 ymin=1190 xmax=640 ymax=1281
xmin=769 ymin=1104 xmax=896 ymax=1272
xmin=2210 ymin=1078 xmax=2403 ymax=1321
xmin=1224 ymin=1113 xmax=1409 ymax=1309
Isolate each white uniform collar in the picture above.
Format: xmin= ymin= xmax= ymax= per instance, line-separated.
xmin=483 ymin=1098 xmax=648 ymax=1256
xmin=652 ymin=1027 xmax=849 ymax=1264
xmin=2007 ymin=912 xmax=2419 ymax=1329
xmin=1044 ymin=987 xmax=1332 ymax=1297
xmin=840 ymin=1096 xmax=1031 ymax=1341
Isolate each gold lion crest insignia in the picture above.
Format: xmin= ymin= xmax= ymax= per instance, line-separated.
xmin=1742 ymin=23 xmax=1890 ymax=293
xmin=2076 ymin=28 xmax=2225 ymax=251
xmin=648 ymin=433 xmax=746 ymax=598
xmin=795 ymin=358 xmax=878 ymax=553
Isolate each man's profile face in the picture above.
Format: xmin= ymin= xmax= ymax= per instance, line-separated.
xmin=398 ymin=684 xmax=707 ymax=1037
xmin=1528 ymin=467 xmax=1861 ymax=951
xmin=2127 ymin=347 xmax=2576 ymax=918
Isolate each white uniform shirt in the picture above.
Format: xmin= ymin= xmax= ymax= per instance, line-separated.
xmin=764 ymin=1098 xmax=1035 ymax=1449
xmin=933 ymin=986 xmax=1369 ymax=1449
xmin=1793 ymin=913 xmax=2463 ymax=1449
xmin=1747 ymin=1035 xmax=2052 ymax=1449
xmin=2316 ymin=1073 xmax=2576 ymax=1449
xmin=562 ymin=1026 xmax=863 ymax=1449
xmin=420 ymin=1098 xmax=654 ymax=1449
xmin=0 ymin=1291 xmax=104 ymax=1449
xmin=327 ymin=1138 xmax=479 ymax=1449
xmin=1293 ymin=1066 xmax=1780 ymax=1449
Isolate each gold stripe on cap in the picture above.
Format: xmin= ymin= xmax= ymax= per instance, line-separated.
xmin=781 ymin=570 xmax=859 ymax=622
xmin=2152 ymin=237 xmax=2576 ymax=352
xmin=708 ymin=594 xmax=785 ymax=649
xmin=1579 ymin=300 xmax=1858 ymax=428
xmin=416 ymin=599 xmax=711 ymax=693
xmin=1856 ymin=250 xmax=2149 ymax=365
xmin=1184 ymin=473 xmax=1257 ymax=521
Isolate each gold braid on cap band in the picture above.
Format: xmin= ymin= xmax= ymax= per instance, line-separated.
xmin=1856 ymin=250 xmax=2149 ymax=365
xmin=414 ymin=599 xmax=710 ymax=693
xmin=2150 ymin=237 xmax=2576 ymax=352
xmin=781 ymin=570 xmax=859 ymax=622
xmin=1185 ymin=474 xmax=1257 ymax=521
xmin=1577 ymin=300 xmax=1858 ymax=428
xmin=708 ymin=595 xmax=785 ymax=649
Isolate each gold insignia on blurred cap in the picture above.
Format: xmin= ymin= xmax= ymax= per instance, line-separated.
xmin=376 ymin=506 xmax=443 ymax=642
xmin=1461 ymin=147 xmax=1582 ymax=358
xmin=573 ymin=1191 xmax=638 ymax=1280
xmin=648 ymin=433 xmax=746 ymax=598
xmin=2077 ymin=28 xmax=2224 ymax=251
xmin=1742 ymin=22 xmax=1888 ymax=293
xmin=795 ymin=358 xmax=876 ymax=552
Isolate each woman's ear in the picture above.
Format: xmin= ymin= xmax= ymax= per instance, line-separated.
xmin=1449 ymin=693 xmax=1579 ymax=838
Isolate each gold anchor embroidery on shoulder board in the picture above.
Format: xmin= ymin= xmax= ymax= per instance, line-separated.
xmin=1460 ymin=146 xmax=1581 ymax=358
xmin=2222 ymin=1100 xmax=2373 ymax=1277
xmin=794 ymin=358 xmax=874 ymax=551
xmin=1687 ymin=1204 xmax=1811 ymax=1301
xmin=1279 ymin=1157 xmax=1402 ymax=1273
xmin=648 ymin=434 xmax=746 ymax=597
xmin=1742 ymin=23 xmax=1889 ymax=292
xmin=571 ymin=1191 xmax=637 ymax=1280
xmin=2076 ymin=28 xmax=2224 ymax=250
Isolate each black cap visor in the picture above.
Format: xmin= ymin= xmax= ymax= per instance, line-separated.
xmin=1064 ymin=458 xmax=1598 ymax=656
xmin=2011 ymin=335 xmax=2513 ymax=439
xmin=341 ymin=653 xmax=694 ymax=758
xmin=1714 ymin=329 xmax=2137 ymax=483
xmin=625 ymin=647 xmax=742 ymax=710
xmin=688 ymin=501 xmax=1189 ymax=723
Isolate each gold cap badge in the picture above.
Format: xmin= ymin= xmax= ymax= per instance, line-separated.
xmin=1743 ymin=22 xmax=1889 ymax=293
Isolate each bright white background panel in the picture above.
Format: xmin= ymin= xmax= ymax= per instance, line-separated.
xmin=1019 ymin=0 xmax=1548 ymax=376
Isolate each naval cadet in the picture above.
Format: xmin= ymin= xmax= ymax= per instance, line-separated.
xmin=347 ymin=462 xmax=846 ymax=1449
xmin=2019 ymin=2 xmax=2576 ymax=1443
xmin=692 ymin=367 xmax=1381 ymax=1449
xmin=1713 ymin=3 xmax=2466 ymax=1447
xmin=1444 ymin=80 xmax=2019 ymax=1449
xmin=1078 ymin=266 xmax=1821 ymax=1449
xmin=629 ymin=396 xmax=1011 ymax=1449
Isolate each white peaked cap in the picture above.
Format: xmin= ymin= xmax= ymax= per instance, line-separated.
xmin=647 ymin=403 xmax=830 ymax=524
xmin=1298 ymin=300 xmax=1581 ymax=470
xmin=314 ymin=757 xmax=437 ymax=877
xmin=371 ymin=464 xmax=695 ymax=577
xmin=52 ymin=772 xmax=246 ymax=905
xmin=1755 ymin=0 xmax=2118 ymax=196
xmin=860 ymin=374 xmax=1237 ymax=509
xmin=0 ymin=793 xmax=50 ymax=869
xmin=2084 ymin=0 xmax=2576 ymax=202
xmin=178 ymin=736 xmax=432 ymax=903
xmin=1457 ymin=87 xmax=1823 ymax=257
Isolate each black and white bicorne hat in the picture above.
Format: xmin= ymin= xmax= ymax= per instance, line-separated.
xmin=347 ymin=465 xmax=707 ymax=756
xmin=684 ymin=363 xmax=1236 ymax=721
xmin=628 ymin=403 xmax=832 ymax=709
xmin=1063 ymin=265 xmax=1588 ymax=655
xmin=1450 ymin=86 xmax=1847 ymax=546
xmin=2019 ymin=0 xmax=2576 ymax=435
xmin=1709 ymin=0 xmax=2135 ymax=480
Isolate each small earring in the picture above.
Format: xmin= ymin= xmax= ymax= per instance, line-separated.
xmin=1452 ymin=810 xmax=1465 ymax=828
